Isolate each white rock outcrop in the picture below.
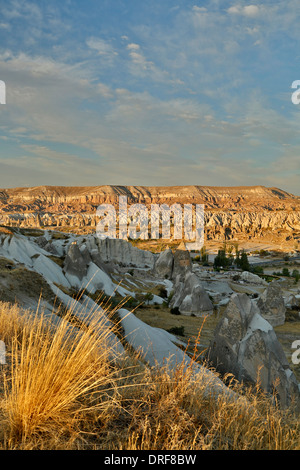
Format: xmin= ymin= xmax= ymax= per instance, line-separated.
xmin=97 ymin=238 xmax=155 ymax=268
xmin=170 ymin=271 xmax=214 ymax=316
xmin=153 ymin=248 xmax=174 ymax=279
xmin=256 ymin=280 xmax=286 ymax=327
xmin=207 ymin=293 xmax=300 ymax=411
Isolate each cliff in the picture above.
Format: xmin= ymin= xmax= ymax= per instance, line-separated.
xmin=0 ymin=185 xmax=300 ymax=249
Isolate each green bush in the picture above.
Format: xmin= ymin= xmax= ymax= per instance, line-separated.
xmin=167 ymin=326 xmax=185 ymax=336
xmin=170 ymin=307 xmax=181 ymax=315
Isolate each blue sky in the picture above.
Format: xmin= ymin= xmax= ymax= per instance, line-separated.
xmin=0 ymin=0 xmax=300 ymax=194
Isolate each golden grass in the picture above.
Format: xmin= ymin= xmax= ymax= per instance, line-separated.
xmin=0 ymin=300 xmax=299 ymax=450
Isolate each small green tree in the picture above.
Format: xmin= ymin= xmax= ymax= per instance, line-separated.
xmin=214 ymin=249 xmax=229 ymax=270
xmin=252 ymin=266 xmax=264 ymax=275
xmin=200 ymin=245 xmax=208 ymax=263
xmin=292 ymin=269 xmax=300 ymax=283
xmin=282 ymin=268 xmax=290 ymax=277
xmin=240 ymin=250 xmax=250 ymax=271
xmin=144 ymin=292 xmax=154 ymax=305
xmin=235 ymin=250 xmax=250 ymax=271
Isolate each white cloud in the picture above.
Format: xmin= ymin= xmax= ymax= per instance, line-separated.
xmin=97 ymin=83 xmax=114 ymax=99
xmin=192 ymin=6 xmax=207 ymax=13
xmin=86 ymin=37 xmax=118 ymax=57
xmin=243 ymin=5 xmax=260 ymax=17
xmin=126 ymin=43 xmax=178 ymax=84
xmin=227 ymin=6 xmax=240 ymax=15
xmin=227 ymin=4 xmax=260 ymax=17
xmin=2 ymin=0 xmax=42 ymax=21
xmin=126 ymin=43 xmax=140 ymax=51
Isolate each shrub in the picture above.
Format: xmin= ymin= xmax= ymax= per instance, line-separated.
xmin=158 ymin=286 xmax=168 ymax=299
xmin=167 ymin=326 xmax=185 ymax=336
xmin=282 ymin=268 xmax=290 ymax=277
xmin=170 ymin=307 xmax=181 ymax=315
xmin=292 ymin=269 xmax=300 ymax=283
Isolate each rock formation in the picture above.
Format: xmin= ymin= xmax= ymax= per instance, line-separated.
xmin=256 ymin=281 xmax=286 ymax=327
xmin=207 ymin=293 xmax=299 ymax=410
xmin=239 ymin=271 xmax=268 ymax=286
xmin=153 ymin=247 xmax=174 ymax=279
xmin=63 ymin=242 xmax=88 ymax=280
xmin=169 ymin=271 xmax=214 ymax=316
xmin=172 ymin=242 xmax=192 ymax=279
xmin=97 ymin=238 xmax=155 ymax=268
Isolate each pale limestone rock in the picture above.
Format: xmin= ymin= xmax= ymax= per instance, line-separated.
xmin=256 ymin=281 xmax=286 ymax=327
xmin=153 ymin=248 xmax=174 ymax=279
xmin=207 ymin=293 xmax=299 ymax=411
xmin=172 ymin=242 xmax=192 ymax=280
xmin=63 ymin=242 xmax=88 ymax=280
xmin=97 ymin=238 xmax=155 ymax=268
xmin=170 ymin=271 xmax=213 ymax=316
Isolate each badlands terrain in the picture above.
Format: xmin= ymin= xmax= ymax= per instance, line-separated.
xmin=0 ymin=221 xmax=299 ymax=413
xmin=0 ymin=184 xmax=300 ymax=253
xmin=0 ymin=184 xmax=300 ymax=442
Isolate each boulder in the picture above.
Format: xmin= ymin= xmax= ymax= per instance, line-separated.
xmin=79 ymin=245 xmax=92 ymax=265
xmin=207 ymin=293 xmax=300 ymax=411
xmin=153 ymin=248 xmax=174 ymax=279
xmin=90 ymin=249 xmax=114 ymax=275
xmin=256 ymin=280 xmax=286 ymax=327
xmin=172 ymin=242 xmax=192 ymax=280
xmin=34 ymin=236 xmax=60 ymax=256
xmin=285 ymin=293 xmax=300 ymax=309
xmin=170 ymin=271 xmax=214 ymax=316
xmin=63 ymin=242 xmax=88 ymax=280
xmin=97 ymin=238 xmax=155 ymax=268
xmin=239 ymin=271 xmax=268 ymax=286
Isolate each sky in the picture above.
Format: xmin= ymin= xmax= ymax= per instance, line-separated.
xmin=0 ymin=0 xmax=300 ymax=194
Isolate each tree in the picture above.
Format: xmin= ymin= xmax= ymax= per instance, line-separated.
xmin=282 ymin=268 xmax=290 ymax=277
xmin=214 ymin=249 xmax=229 ymax=270
xmin=235 ymin=250 xmax=250 ymax=271
xmin=200 ymin=245 xmax=208 ymax=263
xmin=239 ymin=250 xmax=250 ymax=271
xmin=144 ymin=292 xmax=154 ymax=305
xmin=292 ymin=269 xmax=300 ymax=283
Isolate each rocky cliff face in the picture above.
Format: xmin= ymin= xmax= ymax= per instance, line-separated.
xmin=0 ymin=185 xmax=300 ymax=248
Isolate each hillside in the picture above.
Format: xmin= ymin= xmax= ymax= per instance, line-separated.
xmin=0 ymin=184 xmax=299 ymax=210
xmin=0 ymin=185 xmax=300 ymax=251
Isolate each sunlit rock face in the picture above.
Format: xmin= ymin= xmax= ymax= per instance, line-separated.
xmin=207 ymin=293 xmax=300 ymax=411
xmin=0 ymin=185 xmax=300 ymax=248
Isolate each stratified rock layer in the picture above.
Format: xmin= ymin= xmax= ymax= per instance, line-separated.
xmin=0 ymin=185 xmax=300 ymax=248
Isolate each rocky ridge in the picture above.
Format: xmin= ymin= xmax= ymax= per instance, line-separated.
xmin=0 ymin=185 xmax=300 ymax=249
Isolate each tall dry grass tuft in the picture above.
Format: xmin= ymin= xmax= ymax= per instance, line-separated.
xmin=116 ymin=366 xmax=300 ymax=451
xmin=0 ymin=301 xmax=127 ymax=448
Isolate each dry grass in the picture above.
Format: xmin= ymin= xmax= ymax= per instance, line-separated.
xmin=0 ymin=300 xmax=299 ymax=450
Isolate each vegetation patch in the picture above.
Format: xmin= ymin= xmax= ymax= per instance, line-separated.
xmin=0 ymin=301 xmax=299 ymax=450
